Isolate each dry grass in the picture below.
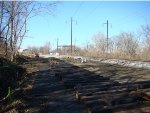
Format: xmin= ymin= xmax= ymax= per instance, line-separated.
xmin=74 ymin=61 xmax=150 ymax=83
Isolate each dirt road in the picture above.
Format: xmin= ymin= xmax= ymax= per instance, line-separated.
xmin=15 ymin=58 xmax=87 ymax=113
xmin=2 ymin=57 xmax=150 ymax=113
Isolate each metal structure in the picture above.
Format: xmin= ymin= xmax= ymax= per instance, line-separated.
xmin=104 ymin=20 xmax=109 ymax=52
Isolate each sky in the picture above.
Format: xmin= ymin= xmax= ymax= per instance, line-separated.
xmin=21 ymin=1 xmax=150 ymax=50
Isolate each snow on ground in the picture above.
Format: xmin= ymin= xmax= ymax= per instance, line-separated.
xmin=72 ymin=56 xmax=150 ymax=70
xmin=84 ymin=57 xmax=150 ymax=70
xmin=40 ymin=54 xmax=150 ymax=70
xmin=40 ymin=54 xmax=60 ymax=58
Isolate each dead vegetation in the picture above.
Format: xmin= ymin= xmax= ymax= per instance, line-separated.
xmin=0 ymin=56 xmax=45 ymax=112
xmin=0 ymin=57 xmax=26 ymax=99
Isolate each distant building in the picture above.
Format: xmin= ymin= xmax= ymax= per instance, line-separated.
xmin=58 ymin=45 xmax=76 ymax=55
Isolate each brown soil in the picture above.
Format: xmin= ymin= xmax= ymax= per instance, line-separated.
xmin=0 ymin=57 xmax=87 ymax=113
xmin=1 ymin=57 xmax=150 ymax=113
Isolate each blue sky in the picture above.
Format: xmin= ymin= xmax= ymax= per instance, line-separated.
xmin=21 ymin=1 xmax=150 ymax=50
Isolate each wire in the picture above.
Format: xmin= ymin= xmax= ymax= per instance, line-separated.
xmin=86 ymin=2 xmax=102 ymax=19
xmin=117 ymin=4 xmax=150 ymax=28
xmin=83 ymin=2 xmax=103 ymax=28
xmin=72 ymin=1 xmax=84 ymax=18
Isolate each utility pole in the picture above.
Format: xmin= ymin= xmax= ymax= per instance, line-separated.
xmin=74 ymin=38 xmax=76 ymax=53
xmin=104 ymin=20 xmax=109 ymax=52
xmin=71 ymin=17 xmax=73 ymax=55
xmin=57 ymin=38 xmax=58 ymax=53
xmin=66 ymin=17 xmax=76 ymax=55
xmin=87 ymin=42 xmax=89 ymax=50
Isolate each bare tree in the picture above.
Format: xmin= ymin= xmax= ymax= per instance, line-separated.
xmin=108 ymin=38 xmax=114 ymax=53
xmin=26 ymin=46 xmax=40 ymax=56
xmin=92 ymin=32 xmax=114 ymax=54
xmin=92 ymin=32 xmax=107 ymax=53
xmin=39 ymin=42 xmax=51 ymax=54
xmin=116 ymin=32 xmax=138 ymax=58
xmin=0 ymin=1 xmax=57 ymax=61
xmin=141 ymin=24 xmax=150 ymax=53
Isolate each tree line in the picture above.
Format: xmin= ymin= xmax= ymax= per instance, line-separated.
xmin=83 ymin=24 xmax=150 ymax=60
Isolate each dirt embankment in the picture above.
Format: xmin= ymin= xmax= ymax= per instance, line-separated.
xmin=0 ymin=56 xmax=33 ymax=112
xmin=0 ymin=56 xmax=27 ymax=99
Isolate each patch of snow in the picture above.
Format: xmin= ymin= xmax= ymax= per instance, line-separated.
xmin=72 ymin=56 xmax=150 ymax=70
xmin=73 ymin=56 xmax=87 ymax=63
xmin=89 ymin=58 xmax=150 ymax=69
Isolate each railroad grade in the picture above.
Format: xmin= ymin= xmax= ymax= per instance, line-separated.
xmin=52 ymin=57 xmax=150 ymax=113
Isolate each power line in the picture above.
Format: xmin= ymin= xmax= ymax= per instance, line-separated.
xmin=84 ymin=2 xmax=103 ymax=31
xmin=86 ymin=2 xmax=102 ymax=19
xmin=117 ymin=4 xmax=150 ymax=28
xmin=70 ymin=2 xmax=84 ymax=54
xmin=72 ymin=1 xmax=84 ymax=18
